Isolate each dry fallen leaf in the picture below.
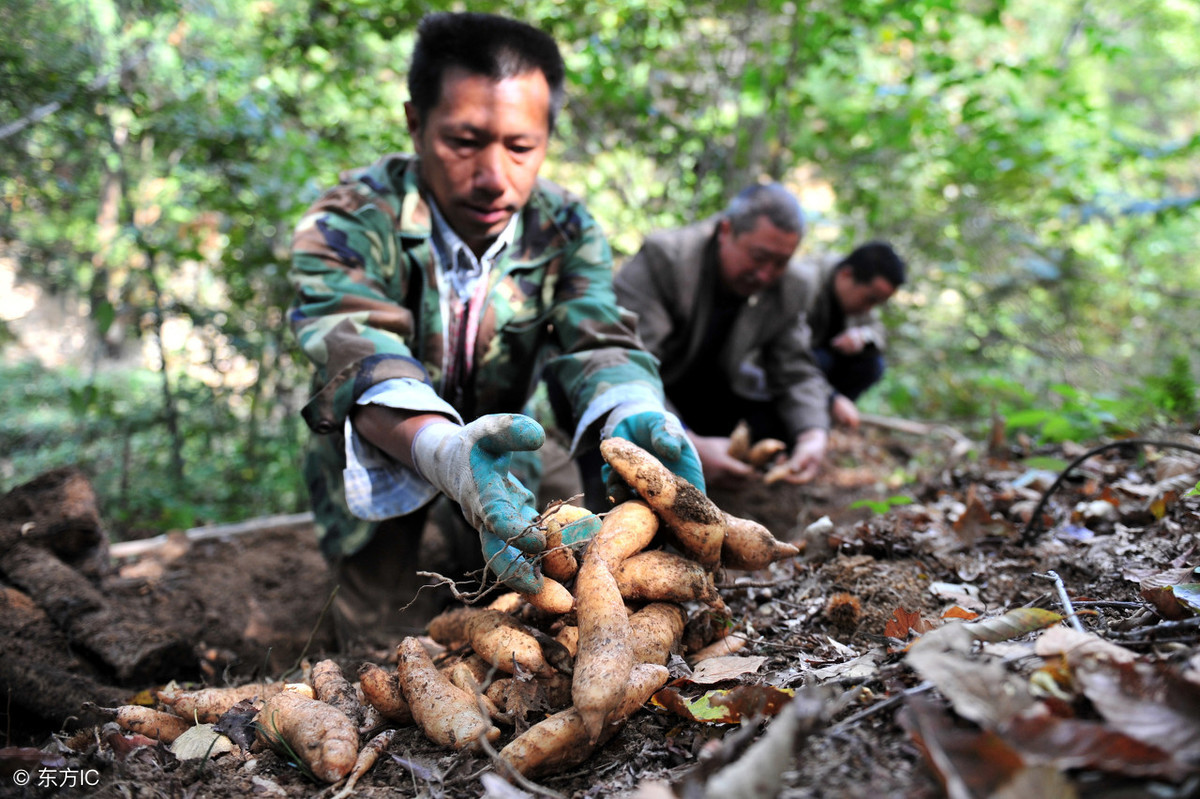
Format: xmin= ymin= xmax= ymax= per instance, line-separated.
xmin=689 ymin=655 xmax=768 ymax=685
xmin=1034 ymin=626 xmax=1136 ymax=664
xmin=1073 ymin=659 xmax=1200 ymax=764
xmin=169 ymin=723 xmax=234 ymax=760
xmin=213 ymin=698 xmax=260 ymax=751
xmin=885 ymin=607 xmax=937 ymax=640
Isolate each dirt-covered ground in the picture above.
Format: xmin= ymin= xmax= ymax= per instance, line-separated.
xmin=4 ymin=424 xmax=1200 ymax=798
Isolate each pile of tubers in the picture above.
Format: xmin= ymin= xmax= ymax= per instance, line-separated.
xmin=726 ymin=420 xmax=791 ymax=484
xmin=89 ymin=438 xmax=801 ymax=786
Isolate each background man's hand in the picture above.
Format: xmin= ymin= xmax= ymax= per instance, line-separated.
xmin=831 ymin=326 xmax=868 ymax=355
xmin=831 ymin=394 xmax=861 ymax=429
xmin=687 ymin=432 xmax=756 ymax=489
xmin=773 ymin=427 xmax=828 ymax=484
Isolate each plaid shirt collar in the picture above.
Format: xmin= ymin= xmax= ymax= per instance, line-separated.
xmin=426 ymin=199 xmax=519 ymax=301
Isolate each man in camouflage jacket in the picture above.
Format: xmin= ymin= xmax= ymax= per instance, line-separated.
xmin=288 ymin=12 xmax=699 ymax=646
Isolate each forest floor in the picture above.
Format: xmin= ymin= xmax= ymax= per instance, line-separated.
xmin=4 ymin=423 xmax=1200 ymax=798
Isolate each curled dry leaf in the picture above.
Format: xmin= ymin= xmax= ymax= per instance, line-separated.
xmin=213 ymin=698 xmax=261 ymax=751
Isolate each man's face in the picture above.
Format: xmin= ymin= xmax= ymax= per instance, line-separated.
xmin=716 ymin=216 xmax=801 ymax=298
xmin=406 ymin=67 xmax=551 ymax=256
xmin=834 ymin=268 xmax=897 ymax=315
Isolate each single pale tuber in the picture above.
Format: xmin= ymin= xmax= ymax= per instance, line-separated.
xmin=721 ymin=513 xmax=801 ymax=571
xmin=395 ymin=637 xmax=499 ymax=750
xmin=255 ymin=688 xmax=359 ymax=783
xmin=571 ymin=539 xmax=635 ymax=743
xmin=612 ymin=549 xmax=720 ymax=605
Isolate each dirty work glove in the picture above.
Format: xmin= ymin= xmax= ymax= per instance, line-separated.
xmin=603 ymin=409 xmax=706 ymax=496
xmin=411 ymin=414 xmax=547 ymax=594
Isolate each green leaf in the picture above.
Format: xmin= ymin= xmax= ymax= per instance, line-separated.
xmin=850 ymin=495 xmax=913 ymax=515
xmin=93 ymin=300 xmax=116 ymax=336
xmin=649 ymin=685 xmax=795 ymax=724
xmin=1023 ymin=456 xmax=1069 ymax=472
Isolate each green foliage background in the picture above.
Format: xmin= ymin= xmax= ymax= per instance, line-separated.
xmin=1 ymin=0 xmax=1197 ymax=535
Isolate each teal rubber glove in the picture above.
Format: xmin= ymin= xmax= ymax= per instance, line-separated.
xmin=556 ymin=511 xmax=603 ymax=548
xmin=604 ymin=410 xmax=706 ymax=495
xmin=411 ymin=414 xmax=546 ymax=594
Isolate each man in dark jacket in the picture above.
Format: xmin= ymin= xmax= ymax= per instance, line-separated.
xmin=798 ymin=242 xmax=906 ymax=429
xmin=614 ymin=183 xmax=832 ymax=488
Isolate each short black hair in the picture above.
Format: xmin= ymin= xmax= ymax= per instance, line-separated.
xmin=408 ymin=12 xmax=566 ymax=130
xmin=838 ymin=241 xmax=907 ymax=287
xmin=724 ymin=183 xmax=806 ymax=237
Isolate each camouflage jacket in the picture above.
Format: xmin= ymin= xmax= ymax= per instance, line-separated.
xmin=289 ymin=153 xmax=664 ymax=557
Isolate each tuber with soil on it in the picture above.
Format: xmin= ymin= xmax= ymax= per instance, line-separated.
xmin=721 ymin=512 xmax=802 ymax=571
xmin=84 ymin=703 xmax=192 ymax=744
xmin=613 ymin=549 xmax=721 ymax=605
xmin=158 ymin=681 xmax=287 ymax=724
xmin=746 ymin=438 xmax=788 ymax=469
xmin=465 ymin=609 xmax=560 ymax=677
xmin=588 ymin=498 xmax=660 ymax=567
xmin=255 ymin=687 xmax=360 ymax=783
xmin=689 ymin=635 xmax=749 ymax=663
xmin=395 ymin=636 xmax=500 ymax=750
xmin=311 ymin=659 xmax=365 ymax=728
xmin=68 ymin=445 xmax=786 ymax=784
xmin=726 ymin=420 xmax=752 ymax=462
xmin=329 ymin=728 xmax=395 ymax=799
xmin=628 ymin=602 xmax=689 ymax=667
xmin=725 ymin=423 xmax=789 ymax=476
xmin=571 ymin=523 xmax=637 ymax=744
xmin=600 ymin=438 xmax=726 ymax=569
xmin=538 ymin=502 xmax=599 ymax=582
xmin=517 ymin=575 xmax=576 ymax=615
xmin=357 ymin=662 xmax=412 ymax=725
xmin=426 ymin=605 xmax=482 ymax=647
